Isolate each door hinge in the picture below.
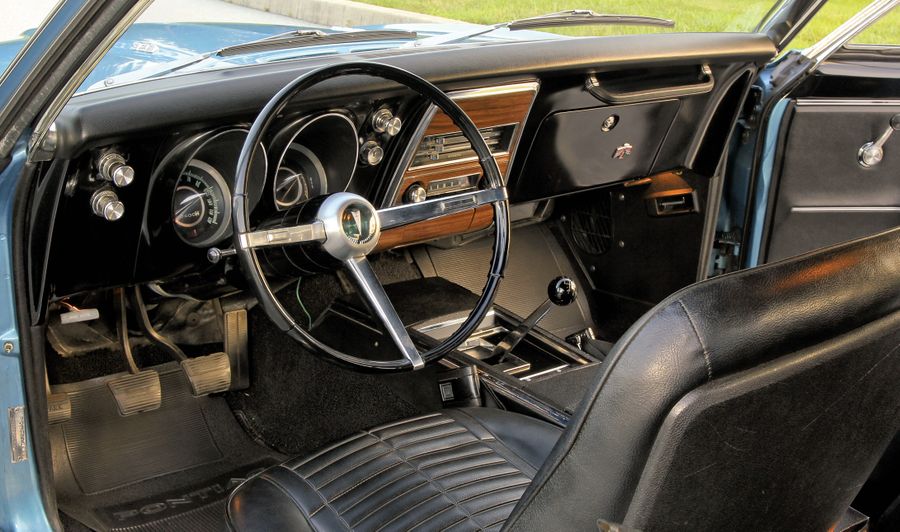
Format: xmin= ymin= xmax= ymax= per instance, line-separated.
xmin=712 ymin=229 xmax=742 ymax=276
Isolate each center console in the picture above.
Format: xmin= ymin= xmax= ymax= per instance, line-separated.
xmin=313 ymin=276 xmax=604 ymax=426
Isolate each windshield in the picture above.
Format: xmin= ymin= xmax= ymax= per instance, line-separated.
xmin=1 ymin=0 xmax=886 ymax=94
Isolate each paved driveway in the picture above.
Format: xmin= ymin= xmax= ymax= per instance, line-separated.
xmin=1 ymin=0 xmax=307 ymax=41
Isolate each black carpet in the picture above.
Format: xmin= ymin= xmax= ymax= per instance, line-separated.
xmin=226 ymin=275 xmax=444 ymax=455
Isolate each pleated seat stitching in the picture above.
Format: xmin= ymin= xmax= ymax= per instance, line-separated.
xmin=349 ymin=478 xmax=432 ymax=528
xmin=374 ymin=417 xmax=455 ymax=440
xmin=417 ymin=449 xmax=494 ymax=470
xmin=371 ymin=488 xmax=455 ymax=532
xmin=428 ymin=459 xmax=508 ymax=481
xmin=444 ymin=471 xmax=527 ymax=495
xmin=315 ymin=446 xmax=397 ymax=490
xmin=388 ymin=427 xmax=470 ymax=450
xmin=335 ymin=467 xmax=420 ymax=519
xmin=351 ymin=427 xmax=478 ymax=530
xmin=302 ymin=436 xmax=382 ymax=478
xmin=403 ymin=439 xmax=485 ymax=463
xmin=317 ymin=457 xmax=407 ymax=509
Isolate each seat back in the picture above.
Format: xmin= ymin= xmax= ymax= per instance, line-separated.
xmin=505 ymin=227 xmax=900 ymax=531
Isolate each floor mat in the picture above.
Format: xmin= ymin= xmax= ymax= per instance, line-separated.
xmin=52 ymin=363 xmax=283 ymax=531
xmin=422 ymin=224 xmax=594 ymax=338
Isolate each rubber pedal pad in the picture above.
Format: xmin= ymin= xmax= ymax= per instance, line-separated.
xmin=181 ymin=352 xmax=232 ymax=396
xmin=47 ymin=392 xmax=72 ymax=424
xmin=106 ymin=370 xmax=162 ymax=416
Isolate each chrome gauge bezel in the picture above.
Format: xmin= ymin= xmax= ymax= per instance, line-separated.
xmin=165 ymin=127 xmax=267 ymax=248
xmin=271 ymin=112 xmax=359 ymax=211
xmin=172 ymin=159 xmax=232 ymax=247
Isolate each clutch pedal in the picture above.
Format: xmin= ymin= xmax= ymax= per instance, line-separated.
xmin=107 ymin=371 xmax=162 ymax=416
xmin=181 ymin=352 xmax=232 ymax=396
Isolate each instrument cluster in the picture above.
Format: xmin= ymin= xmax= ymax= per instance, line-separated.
xmin=161 ymin=111 xmax=362 ymax=249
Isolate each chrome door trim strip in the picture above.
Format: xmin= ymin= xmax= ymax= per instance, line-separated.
xmin=791 ymin=206 xmax=900 ymax=212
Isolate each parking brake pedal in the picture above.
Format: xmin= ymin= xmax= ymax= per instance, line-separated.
xmin=181 ymin=352 xmax=232 ymax=396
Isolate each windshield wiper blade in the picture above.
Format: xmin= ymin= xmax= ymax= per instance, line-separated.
xmin=411 ymin=9 xmax=674 ymax=47
xmin=507 ymin=10 xmax=675 ymax=30
xmin=216 ymin=29 xmax=418 ymax=57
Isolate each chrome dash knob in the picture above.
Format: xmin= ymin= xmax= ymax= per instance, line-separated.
xmin=90 ymin=189 xmax=124 ymax=221
xmin=405 ymin=183 xmax=427 ymax=203
xmin=372 ymin=108 xmax=402 ymax=137
xmin=360 ymin=141 xmax=384 ymax=166
xmin=97 ymin=152 xmax=135 ymax=187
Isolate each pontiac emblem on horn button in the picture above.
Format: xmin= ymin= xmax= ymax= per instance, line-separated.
xmin=341 ymin=204 xmax=376 ymax=245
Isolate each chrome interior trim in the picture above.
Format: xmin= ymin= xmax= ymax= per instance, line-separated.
xmin=238 ymin=221 xmax=326 ymax=249
xmin=791 ymin=206 xmax=900 ymax=212
xmin=344 ymin=256 xmax=425 ymax=369
xmin=381 ymin=105 xmax=438 ymax=208
xmin=273 ymin=111 xmax=358 ymax=197
xmin=795 ymin=99 xmax=900 ymax=107
xmin=478 ymin=373 xmax=570 ymax=427
xmin=801 ymin=0 xmax=899 ymax=67
xmin=377 ymin=187 xmax=507 ymax=230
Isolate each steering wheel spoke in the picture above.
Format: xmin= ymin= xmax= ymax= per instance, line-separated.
xmin=344 ymin=256 xmax=425 ymax=369
xmin=238 ymin=221 xmax=326 ymax=249
xmin=378 ymin=187 xmax=506 ymax=230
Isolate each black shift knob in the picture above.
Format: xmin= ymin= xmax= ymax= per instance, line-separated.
xmin=548 ymin=276 xmax=577 ymax=306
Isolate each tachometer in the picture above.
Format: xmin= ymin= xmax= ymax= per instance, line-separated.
xmin=172 ymin=160 xmax=231 ymax=247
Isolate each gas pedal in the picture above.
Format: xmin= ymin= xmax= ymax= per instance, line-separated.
xmin=107 ymin=370 xmax=162 ymax=416
xmin=47 ymin=392 xmax=72 ymax=424
xmin=181 ymin=352 xmax=232 ymax=396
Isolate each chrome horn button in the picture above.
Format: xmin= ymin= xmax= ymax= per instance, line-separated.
xmin=318 ymin=192 xmax=381 ymax=260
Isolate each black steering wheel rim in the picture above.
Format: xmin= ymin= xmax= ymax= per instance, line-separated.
xmin=233 ymin=61 xmax=510 ymax=371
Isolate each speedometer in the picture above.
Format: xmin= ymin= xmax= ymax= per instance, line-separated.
xmin=172 ymin=160 xmax=231 ymax=247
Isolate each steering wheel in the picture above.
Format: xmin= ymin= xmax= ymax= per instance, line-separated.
xmin=233 ymin=62 xmax=510 ymax=371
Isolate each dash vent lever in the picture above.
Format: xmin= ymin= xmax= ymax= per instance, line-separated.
xmin=858 ymin=113 xmax=900 ymax=168
xmin=491 ymin=277 xmax=577 ymax=359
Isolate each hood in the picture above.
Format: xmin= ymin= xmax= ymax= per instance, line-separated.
xmin=0 ymin=21 xmax=561 ymax=94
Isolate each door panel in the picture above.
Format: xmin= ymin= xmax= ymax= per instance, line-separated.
xmin=763 ymin=97 xmax=900 ymax=262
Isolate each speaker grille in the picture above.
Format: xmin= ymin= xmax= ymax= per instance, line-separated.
xmin=570 ymin=193 xmax=613 ymax=255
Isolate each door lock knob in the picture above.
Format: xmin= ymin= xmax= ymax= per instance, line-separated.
xmin=858 ymin=113 xmax=900 ymax=168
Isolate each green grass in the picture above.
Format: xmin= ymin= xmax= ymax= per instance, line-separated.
xmin=359 ymin=0 xmax=899 ymax=50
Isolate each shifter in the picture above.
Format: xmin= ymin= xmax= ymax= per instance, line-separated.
xmin=492 ymin=276 xmax=577 ymax=358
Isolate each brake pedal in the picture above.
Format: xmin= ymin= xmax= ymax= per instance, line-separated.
xmin=181 ymin=352 xmax=232 ymax=396
xmin=107 ymin=371 xmax=162 ymax=416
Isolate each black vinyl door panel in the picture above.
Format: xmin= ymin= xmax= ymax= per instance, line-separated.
xmin=764 ymin=98 xmax=900 ymax=262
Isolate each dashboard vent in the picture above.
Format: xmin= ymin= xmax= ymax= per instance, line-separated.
xmin=411 ymin=124 xmax=515 ymax=168
xmin=570 ymin=193 xmax=613 ymax=255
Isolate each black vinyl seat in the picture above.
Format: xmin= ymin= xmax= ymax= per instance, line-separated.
xmin=228 ymin=227 xmax=900 ymax=531
xmin=226 ymin=408 xmax=561 ymax=531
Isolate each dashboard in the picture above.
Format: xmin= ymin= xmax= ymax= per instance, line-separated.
xmin=33 ymin=33 xmax=775 ymax=302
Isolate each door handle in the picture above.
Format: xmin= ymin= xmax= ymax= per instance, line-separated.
xmin=858 ymin=113 xmax=900 ymax=168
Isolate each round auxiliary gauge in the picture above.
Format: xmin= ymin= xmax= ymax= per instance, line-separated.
xmin=273 ymin=144 xmax=327 ymax=210
xmin=172 ymin=159 xmax=231 ymax=247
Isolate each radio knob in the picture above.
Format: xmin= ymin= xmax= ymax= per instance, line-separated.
xmin=97 ymin=152 xmax=135 ymax=187
xmin=372 ymin=109 xmax=402 ymax=137
xmin=405 ymin=184 xmax=427 ymax=203
xmin=90 ymin=189 xmax=124 ymax=221
xmin=360 ymin=141 xmax=384 ymax=166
